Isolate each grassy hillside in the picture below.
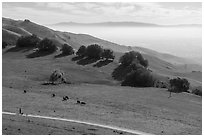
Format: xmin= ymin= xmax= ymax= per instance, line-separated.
xmin=2 ymin=48 xmax=202 ymax=134
xmin=2 ymin=29 xmax=20 ymax=45
xmin=2 ymin=32 xmax=202 ymax=135
xmin=3 ymin=17 xmax=201 ymax=71
xmin=2 ymin=17 xmax=201 ymax=87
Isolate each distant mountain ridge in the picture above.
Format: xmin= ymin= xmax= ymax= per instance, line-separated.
xmin=50 ymin=21 xmax=202 ymax=28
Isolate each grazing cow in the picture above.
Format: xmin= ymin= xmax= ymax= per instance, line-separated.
xmin=77 ymin=100 xmax=81 ymax=104
xmin=62 ymin=96 xmax=69 ymax=101
xmin=52 ymin=94 xmax=55 ymax=97
xmin=80 ymin=101 xmax=86 ymax=105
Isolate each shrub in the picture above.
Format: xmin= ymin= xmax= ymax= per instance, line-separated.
xmin=16 ymin=34 xmax=40 ymax=48
xmin=154 ymin=80 xmax=169 ymax=88
xmin=192 ymin=86 xmax=202 ymax=96
xmin=121 ymin=67 xmax=155 ymax=87
xmin=49 ymin=70 xmax=67 ymax=84
xmin=76 ymin=45 xmax=86 ymax=56
xmin=86 ymin=44 xmax=103 ymax=59
xmin=2 ymin=41 xmax=8 ymax=49
xmin=38 ymin=38 xmax=57 ymax=52
xmin=61 ymin=44 xmax=74 ymax=55
xmin=169 ymin=77 xmax=190 ymax=93
xmin=102 ymin=49 xmax=115 ymax=60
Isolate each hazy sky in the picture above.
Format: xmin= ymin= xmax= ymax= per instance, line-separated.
xmin=2 ymin=2 xmax=202 ymax=25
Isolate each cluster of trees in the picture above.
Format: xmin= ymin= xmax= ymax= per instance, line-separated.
xmin=112 ymin=51 xmax=154 ymax=87
xmin=16 ymin=34 xmax=41 ymax=48
xmin=76 ymin=44 xmax=115 ymax=60
xmin=16 ymin=35 xmax=114 ymax=59
xmin=16 ymin=34 xmax=58 ymax=53
xmin=15 ymin=35 xmax=196 ymax=95
xmin=116 ymin=51 xmax=192 ymax=94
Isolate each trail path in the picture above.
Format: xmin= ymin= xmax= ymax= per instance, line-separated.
xmin=2 ymin=111 xmax=152 ymax=135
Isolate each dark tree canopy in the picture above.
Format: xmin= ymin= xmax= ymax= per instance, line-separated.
xmin=61 ymin=44 xmax=74 ymax=55
xmin=121 ymin=67 xmax=155 ymax=87
xmin=16 ymin=34 xmax=40 ymax=48
xmin=119 ymin=51 xmax=137 ymax=66
xmin=102 ymin=49 xmax=115 ymax=60
xmin=76 ymin=45 xmax=86 ymax=56
xmin=136 ymin=52 xmax=148 ymax=68
xmin=38 ymin=38 xmax=57 ymax=52
xmin=86 ymin=44 xmax=103 ymax=59
xmin=169 ymin=77 xmax=190 ymax=93
xmin=119 ymin=51 xmax=148 ymax=68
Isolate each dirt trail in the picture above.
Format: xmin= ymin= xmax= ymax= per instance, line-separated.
xmin=2 ymin=111 xmax=152 ymax=135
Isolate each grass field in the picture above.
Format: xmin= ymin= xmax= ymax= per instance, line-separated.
xmin=2 ymin=47 xmax=202 ymax=135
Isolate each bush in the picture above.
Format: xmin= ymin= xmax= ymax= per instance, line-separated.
xmin=119 ymin=51 xmax=148 ymax=67
xmin=121 ymin=67 xmax=155 ymax=87
xmin=192 ymin=86 xmax=202 ymax=96
xmin=86 ymin=44 xmax=103 ymax=59
xmin=169 ymin=77 xmax=190 ymax=93
xmin=49 ymin=70 xmax=67 ymax=84
xmin=102 ymin=49 xmax=115 ymax=60
xmin=2 ymin=41 xmax=8 ymax=49
xmin=61 ymin=44 xmax=74 ymax=55
xmin=16 ymin=34 xmax=40 ymax=48
xmin=76 ymin=45 xmax=86 ymax=56
xmin=38 ymin=38 xmax=57 ymax=52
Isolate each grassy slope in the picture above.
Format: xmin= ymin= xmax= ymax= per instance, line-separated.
xmin=3 ymin=114 xmax=131 ymax=135
xmin=3 ymin=24 xmax=31 ymax=36
xmin=2 ymin=29 xmax=20 ymax=45
xmin=3 ymin=17 xmax=201 ymax=72
xmin=2 ymin=48 xmax=202 ymax=135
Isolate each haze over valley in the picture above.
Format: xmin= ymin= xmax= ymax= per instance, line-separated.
xmin=48 ymin=22 xmax=202 ymax=64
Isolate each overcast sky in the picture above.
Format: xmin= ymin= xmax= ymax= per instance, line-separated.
xmin=2 ymin=2 xmax=202 ymax=25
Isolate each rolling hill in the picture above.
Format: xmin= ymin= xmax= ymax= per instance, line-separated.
xmin=2 ymin=17 xmax=202 ymax=84
xmin=2 ymin=17 xmax=202 ymax=135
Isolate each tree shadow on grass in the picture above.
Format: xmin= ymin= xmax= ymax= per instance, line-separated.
xmin=93 ymin=59 xmax=113 ymax=68
xmin=54 ymin=53 xmax=70 ymax=58
xmin=6 ymin=46 xmax=33 ymax=53
xmin=26 ymin=50 xmax=55 ymax=58
xmin=71 ymin=55 xmax=84 ymax=61
xmin=77 ymin=57 xmax=99 ymax=66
